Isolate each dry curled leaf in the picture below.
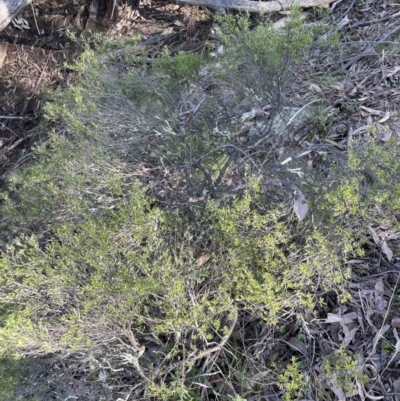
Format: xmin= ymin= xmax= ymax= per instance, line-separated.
xmin=386 ymin=66 xmax=400 ymax=78
xmin=288 ymin=337 xmax=308 ymax=356
xmin=293 ymin=187 xmax=308 ymax=221
xmin=393 ymin=378 xmax=400 ymax=401
xmin=381 ymin=241 xmax=393 ymax=262
xmin=368 ymin=225 xmax=380 ymax=246
xmin=342 ymin=326 xmax=358 ymax=347
xmin=360 ymin=105 xmax=383 ymax=116
xmin=0 ymin=42 xmax=7 ymax=69
xmin=325 ymin=312 xmax=358 ymax=324
xmin=196 ymin=253 xmax=211 ymax=266
xmin=374 ymin=278 xmax=388 ymax=311
xmin=380 ymin=130 xmax=392 ymax=142
xmin=309 ymin=83 xmax=322 ymax=93
xmin=379 ymin=112 xmax=391 ymax=123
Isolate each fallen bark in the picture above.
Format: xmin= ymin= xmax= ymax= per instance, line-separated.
xmin=174 ymin=0 xmax=335 ymax=13
xmin=0 ymin=0 xmax=32 ymax=31
xmin=0 ymin=42 xmax=7 ymax=68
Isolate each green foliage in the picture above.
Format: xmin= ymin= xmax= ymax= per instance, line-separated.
xmin=306 ymin=136 xmax=400 ymax=262
xmin=0 ymin=356 xmax=21 ymax=400
xmin=355 ymin=136 xmax=400 ymax=214
xmin=0 ymin=173 xmax=352 ymax=356
xmin=153 ymin=48 xmax=205 ymax=90
xmin=0 ymin=356 xmax=52 ymax=401
xmin=215 ymin=6 xmax=314 ymax=101
xmin=277 ymin=357 xmax=308 ymax=401
xmin=323 ymin=348 xmax=368 ymax=395
xmin=147 ymin=380 xmax=201 ymax=401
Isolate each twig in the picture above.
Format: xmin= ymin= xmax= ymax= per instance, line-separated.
xmin=214 ymin=152 xmax=234 ymax=189
xmin=30 ymin=1 xmax=40 ymax=35
xmin=109 ymin=0 xmax=117 ymax=20
xmin=0 ymin=131 xmax=35 ymax=160
xmin=173 ymin=0 xmax=336 ymax=13
xmin=336 ymin=24 xmax=400 ymax=73
xmin=27 ymin=54 xmax=50 ymax=102
xmin=347 ymin=11 xmax=400 ymax=29
xmin=0 ymin=115 xmax=29 ymax=119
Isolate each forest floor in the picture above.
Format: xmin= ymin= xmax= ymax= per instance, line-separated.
xmin=0 ymin=0 xmax=215 ymax=171
xmin=2 ymin=0 xmax=400 ymax=400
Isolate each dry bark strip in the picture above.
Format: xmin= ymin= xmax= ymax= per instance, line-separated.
xmin=0 ymin=42 xmax=7 ymax=68
xmin=173 ymin=0 xmax=335 ymax=13
xmin=0 ymin=0 xmax=32 ymax=31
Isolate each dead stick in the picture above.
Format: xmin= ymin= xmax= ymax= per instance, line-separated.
xmin=172 ymin=0 xmax=335 ymax=13
xmin=338 ymin=24 xmax=400 ymax=72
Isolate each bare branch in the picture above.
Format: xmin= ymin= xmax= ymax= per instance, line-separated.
xmin=173 ymin=0 xmax=336 ymax=13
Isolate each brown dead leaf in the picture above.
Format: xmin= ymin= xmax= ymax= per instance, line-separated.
xmin=293 ymin=187 xmax=308 ymax=222
xmin=0 ymin=42 xmax=8 ymax=69
xmin=379 ymin=112 xmax=391 ymax=123
xmin=368 ymin=226 xmax=380 ymax=246
xmin=330 ymin=385 xmax=346 ymax=401
xmin=381 ymin=241 xmax=393 ymax=262
xmin=340 ymin=320 xmax=359 ymax=348
xmin=360 ymin=105 xmax=383 ymax=116
xmin=376 ymin=123 xmax=393 ymax=141
xmin=393 ymin=378 xmax=400 ymax=401
xmin=374 ymin=278 xmax=388 ymax=311
xmin=288 ymin=337 xmax=308 ymax=356
xmin=395 ymin=332 xmax=400 ymax=353
xmin=343 ymin=326 xmax=358 ymax=347
xmin=273 ymin=13 xmax=307 ymax=29
xmin=372 ymin=324 xmax=391 ymax=351
xmin=196 ymin=253 xmax=211 ymax=267
xmin=342 ymin=312 xmax=358 ymax=324
xmin=309 ymin=83 xmax=322 ymax=93
xmin=331 ymin=83 xmax=345 ymax=91
xmin=386 ymin=66 xmax=400 ymax=78
xmin=324 ymin=138 xmax=345 ymax=149
xmin=325 ymin=312 xmax=358 ymax=324
xmin=351 ymin=125 xmax=369 ymax=136
xmin=391 ymin=317 xmax=400 ymax=328
xmin=380 ymin=130 xmax=393 ymax=141
xmin=330 ymin=323 xmax=340 ymax=344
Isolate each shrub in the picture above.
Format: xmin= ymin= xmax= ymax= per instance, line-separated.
xmin=0 ymin=7 xmax=398 ymax=400
xmin=277 ymin=357 xmax=308 ymax=401
xmin=322 ymin=347 xmax=368 ymax=396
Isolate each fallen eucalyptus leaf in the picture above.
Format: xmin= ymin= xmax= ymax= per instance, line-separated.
xmin=379 ymin=112 xmax=391 ymax=123
xmin=293 ymin=187 xmax=308 ymax=221
xmin=381 ymin=241 xmax=393 ymax=262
